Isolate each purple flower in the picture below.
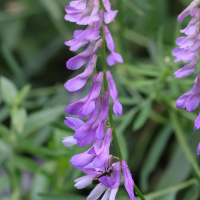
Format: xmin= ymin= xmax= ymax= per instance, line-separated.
xmin=177 ymin=0 xmax=199 ymax=22
xmin=64 ymin=116 xmax=85 ymax=130
xmin=73 ymin=97 xmax=101 ymax=147
xmin=96 ymin=91 xmax=109 ymax=139
xmin=104 ymin=26 xmax=123 ymax=66
xmin=78 ymin=71 xmax=103 ymax=119
xmin=69 ymin=0 xmax=88 ymax=10
xmin=66 ymin=74 xmax=98 ymax=115
xmin=62 ymin=136 xmax=77 ymax=146
xmin=106 ymin=70 xmax=122 ymax=116
xmin=102 ymin=0 xmax=118 ymax=24
xmin=66 ymin=41 xmax=95 ymax=70
xmin=93 ymin=128 xmax=112 ymax=168
xmin=197 ymin=143 xmax=200 ymax=155
xmin=194 ymin=112 xmax=200 ymax=130
xmin=64 ymin=55 xmax=97 ymax=92
xmin=122 ymin=160 xmax=136 ymax=200
xmin=174 ymin=56 xmax=197 ymax=78
xmin=176 ymin=74 xmax=200 ymax=112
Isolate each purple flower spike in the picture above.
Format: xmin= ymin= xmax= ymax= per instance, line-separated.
xmin=122 ymin=160 xmax=136 ymax=200
xmin=103 ymin=26 xmax=123 ymax=66
xmin=66 ymin=41 xmax=95 ymax=70
xmin=78 ymin=72 xmax=103 ymax=119
xmin=197 ymin=143 xmax=200 ymax=155
xmin=64 ymin=117 xmax=84 ymax=131
xmin=93 ymin=128 xmax=112 ymax=168
xmin=106 ymin=70 xmax=122 ymax=116
xmin=96 ymin=91 xmax=109 ymax=139
xmin=74 ymin=97 xmax=101 ymax=147
xmin=66 ymin=74 xmax=97 ymax=115
xmin=64 ymin=55 xmax=97 ymax=92
xmin=70 ymin=148 xmax=95 ymax=167
xmin=176 ymin=74 xmax=200 ymax=112
xmin=102 ymin=0 xmax=118 ymax=24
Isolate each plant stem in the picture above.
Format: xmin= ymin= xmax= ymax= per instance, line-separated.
xmin=101 ymin=25 xmax=146 ymax=200
xmin=101 ymin=26 xmax=123 ymax=161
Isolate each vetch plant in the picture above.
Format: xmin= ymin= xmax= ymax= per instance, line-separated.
xmin=62 ymin=0 xmax=145 ymax=199
xmin=172 ymin=0 xmax=200 ymax=155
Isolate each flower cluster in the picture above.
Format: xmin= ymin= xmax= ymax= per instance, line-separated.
xmin=172 ymin=0 xmax=200 ymax=154
xmin=62 ymin=0 xmax=136 ymax=199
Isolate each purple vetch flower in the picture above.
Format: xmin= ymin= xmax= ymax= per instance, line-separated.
xmin=122 ymin=160 xmax=136 ymax=200
xmin=102 ymin=0 xmax=118 ymax=24
xmin=62 ymin=136 xmax=77 ymax=146
xmin=174 ymin=56 xmax=198 ymax=78
xmin=93 ymin=128 xmax=112 ymax=168
xmin=73 ymin=10 xmax=103 ymax=41
xmin=195 ymin=112 xmax=200 ymax=130
xmin=103 ymin=26 xmax=123 ymax=66
xmin=96 ymin=91 xmax=110 ymax=139
xmin=73 ymin=97 xmax=101 ymax=146
xmin=78 ymin=72 xmax=103 ymax=119
xmin=66 ymin=74 xmax=97 ymax=115
xmin=64 ymin=55 xmax=97 ymax=92
xmin=69 ymin=0 xmax=88 ymax=10
xmin=176 ymin=73 xmax=200 ymax=112
xmin=64 ymin=38 xmax=89 ymax=52
xmin=66 ymin=41 xmax=95 ymax=70
xmin=177 ymin=0 xmax=199 ymax=22
xmin=64 ymin=116 xmax=84 ymax=130
xmin=65 ymin=0 xmax=100 ymax=25
xmin=106 ymin=70 xmax=122 ymax=116
xmin=197 ymin=143 xmax=200 ymax=155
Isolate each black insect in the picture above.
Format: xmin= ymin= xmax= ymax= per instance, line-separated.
xmin=92 ymin=168 xmax=113 ymax=185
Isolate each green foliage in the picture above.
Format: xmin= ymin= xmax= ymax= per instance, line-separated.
xmin=0 ymin=0 xmax=200 ymax=199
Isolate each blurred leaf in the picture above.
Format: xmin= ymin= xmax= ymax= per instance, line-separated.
xmin=11 ymin=107 xmax=26 ymax=134
xmin=133 ymin=100 xmax=152 ymax=131
xmin=15 ymin=84 xmax=31 ymax=106
xmin=0 ymin=76 xmax=18 ymax=106
xmin=30 ymin=161 xmax=56 ymax=200
xmin=0 ymin=106 xmax=9 ymax=123
xmin=23 ymin=105 xmax=65 ymax=137
xmin=140 ymin=125 xmax=173 ymax=192
xmin=170 ymin=110 xmax=200 ymax=179
xmin=14 ymin=156 xmax=39 ymax=172
xmin=182 ymin=185 xmax=200 ymax=200
xmin=123 ymin=63 xmax=161 ymax=77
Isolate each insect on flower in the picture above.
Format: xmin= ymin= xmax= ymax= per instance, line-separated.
xmin=92 ymin=168 xmax=113 ymax=185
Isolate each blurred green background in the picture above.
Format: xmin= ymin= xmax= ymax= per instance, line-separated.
xmin=0 ymin=0 xmax=200 ymax=199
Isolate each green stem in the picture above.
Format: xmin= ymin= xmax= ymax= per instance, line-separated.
xmin=134 ymin=184 xmax=146 ymax=200
xmin=101 ymin=26 xmax=123 ymax=161
xmin=101 ymin=25 xmax=146 ymax=200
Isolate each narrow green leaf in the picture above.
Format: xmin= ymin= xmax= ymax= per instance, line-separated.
xmin=133 ymin=100 xmax=152 ymax=131
xmin=140 ymin=125 xmax=172 ymax=192
xmin=169 ymin=110 xmax=200 ymax=179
